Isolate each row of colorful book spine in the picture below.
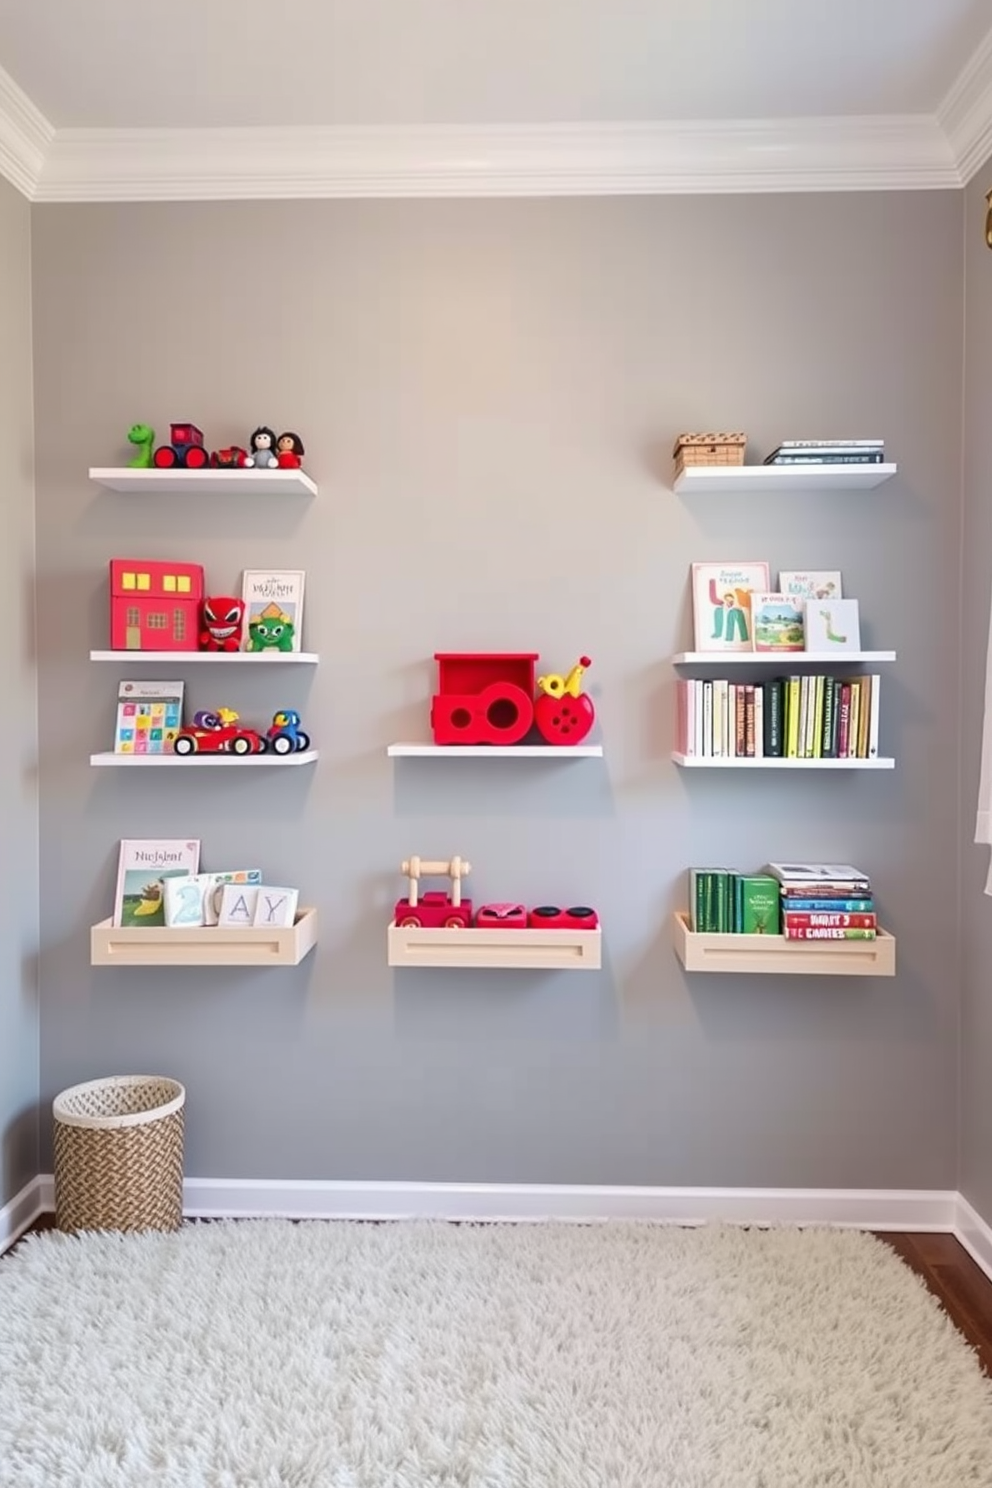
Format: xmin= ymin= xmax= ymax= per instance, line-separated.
xmin=689 ymin=863 xmax=877 ymax=939
xmin=675 ymin=674 xmax=880 ymax=759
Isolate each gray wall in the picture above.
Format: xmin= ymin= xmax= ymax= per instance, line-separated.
xmin=33 ymin=195 xmax=964 ymax=1188
xmin=961 ymin=163 xmax=992 ymax=1223
xmin=0 ymin=174 xmax=39 ymax=1205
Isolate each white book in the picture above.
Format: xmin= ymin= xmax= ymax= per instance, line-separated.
xmin=867 ymin=674 xmax=880 ymax=758
xmin=253 ymin=886 xmax=299 ymax=928
xmin=753 ymin=684 xmax=765 ymax=758
xmin=163 ymin=869 xmax=263 ymax=928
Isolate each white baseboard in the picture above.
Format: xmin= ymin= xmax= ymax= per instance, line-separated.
xmin=0 ymin=1176 xmax=47 ymax=1255
xmin=954 ymin=1194 xmax=992 ymax=1281
xmin=180 ymin=1178 xmax=959 ymax=1231
xmin=13 ymin=1179 xmax=984 ymax=1269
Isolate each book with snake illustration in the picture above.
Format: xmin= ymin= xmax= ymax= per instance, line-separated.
xmin=803 ymin=598 xmax=861 ymax=653
xmin=690 ymin=562 xmax=770 ymax=652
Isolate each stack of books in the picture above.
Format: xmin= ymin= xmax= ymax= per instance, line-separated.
xmin=767 ymin=862 xmax=876 ymax=940
xmin=688 ymin=869 xmax=780 ymax=934
xmin=675 ymin=673 xmax=880 ymax=759
xmin=763 ymin=440 xmax=885 ymax=466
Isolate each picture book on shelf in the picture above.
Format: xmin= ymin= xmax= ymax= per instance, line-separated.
xmin=690 ymin=562 xmax=770 ymax=652
xmin=113 ymin=679 xmax=184 ymax=755
xmin=751 ymin=593 xmax=805 ymax=652
xmin=803 ymin=598 xmax=861 ymax=653
xmin=163 ymin=869 xmax=263 ymax=928
xmin=113 ymin=839 xmax=201 ymax=928
xmin=241 ymin=570 xmax=305 ymax=653
xmin=777 ymin=570 xmax=842 ymax=600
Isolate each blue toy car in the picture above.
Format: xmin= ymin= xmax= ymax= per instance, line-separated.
xmin=266 ymin=709 xmax=311 ymax=755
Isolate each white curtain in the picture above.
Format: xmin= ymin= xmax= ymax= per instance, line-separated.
xmin=976 ymin=584 xmax=992 ymax=893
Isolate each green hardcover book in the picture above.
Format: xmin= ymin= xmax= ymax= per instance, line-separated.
xmin=733 ymin=873 xmax=743 ymax=933
xmin=738 ymin=875 xmax=781 ymax=935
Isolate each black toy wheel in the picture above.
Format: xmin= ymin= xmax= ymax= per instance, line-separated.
xmin=173 ymin=735 xmax=195 ymax=755
xmin=230 ymin=736 xmax=252 ymax=756
xmin=271 ymin=735 xmax=293 ymax=755
xmin=295 ymin=732 xmax=311 ymax=751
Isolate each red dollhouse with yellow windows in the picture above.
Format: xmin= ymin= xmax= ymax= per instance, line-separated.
xmin=109 ymin=559 xmax=204 ymax=651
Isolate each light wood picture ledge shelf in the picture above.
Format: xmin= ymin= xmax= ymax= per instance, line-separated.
xmin=672 ymin=912 xmax=895 ymax=977
xmin=388 ymin=924 xmax=602 ymax=970
xmin=90 ymin=909 xmax=318 ymax=967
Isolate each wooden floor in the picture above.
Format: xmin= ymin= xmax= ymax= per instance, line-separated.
xmin=4 ymin=1218 xmax=991 ymax=1374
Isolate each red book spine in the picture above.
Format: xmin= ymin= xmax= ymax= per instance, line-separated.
xmin=837 ymin=683 xmax=852 ymax=757
xmin=784 ymin=912 xmax=877 ymax=930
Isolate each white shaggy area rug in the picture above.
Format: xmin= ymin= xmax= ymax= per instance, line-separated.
xmin=1 ymin=1221 xmax=991 ymax=1487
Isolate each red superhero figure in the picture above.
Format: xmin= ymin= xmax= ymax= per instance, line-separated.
xmin=199 ymin=596 xmax=245 ymax=652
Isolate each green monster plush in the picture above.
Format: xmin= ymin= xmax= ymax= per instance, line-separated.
xmin=247 ymin=610 xmax=296 ymax=652
xmin=127 ymin=423 xmax=156 ymax=468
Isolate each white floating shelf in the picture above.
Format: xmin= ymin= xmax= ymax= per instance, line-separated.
xmin=388 ymin=924 xmax=602 ymax=970
xmin=673 ymin=463 xmax=897 ymax=494
xmin=671 ymin=651 xmax=896 ymax=666
xmin=89 ymin=466 xmax=318 ymax=498
xmin=672 ymin=913 xmax=895 ymax=977
xmin=672 ymin=752 xmax=894 ymax=769
xmin=90 ymin=649 xmax=320 ymax=664
xmin=91 ymin=909 xmax=318 ymax=967
xmin=387 ymin=743 xmax=603 ymax=758
xmin=90 ymin=750 xmax=319 ymax=768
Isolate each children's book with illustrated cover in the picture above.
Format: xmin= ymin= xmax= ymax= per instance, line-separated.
xmin=777 ymin=570 xmax=842 ymax=600
xmin=113 ymin=839 xmax=201 ymax=928
xmin=241 ymin=571 xmax=305 ymax=653
xmin=114 ymin=679 xmax=185 ymax=754
xmin=803 ymin=598 xmax=861 ymax=653
xmin=766 ymin=861 xmax=871 ymax=889
xmin=163 ymin=870 xmax=263 ymax=927
xmin=751 ymin=593 xmax=805 ymax=652
xmin=690 ymin=562 xmax=770 ymax=652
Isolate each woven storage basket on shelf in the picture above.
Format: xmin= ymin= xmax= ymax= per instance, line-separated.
xmin=53 ymin=1075 xmax=185 ymax=1234
xmin=673 ymin=432 xmax=747 ymax=476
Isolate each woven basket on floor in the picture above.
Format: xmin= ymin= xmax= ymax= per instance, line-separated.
xmin=53 ymin=1075 xmax=185 ymax=1234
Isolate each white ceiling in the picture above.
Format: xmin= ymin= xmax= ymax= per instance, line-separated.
xmin=0 ymin=0 xmax=990 ymax=199
xmin=0 ymin=0 xmax=988 ymax=128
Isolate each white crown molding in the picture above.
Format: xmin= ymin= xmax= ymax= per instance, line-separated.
xmin=938 ymin=25 xmax=992 ymax=185
xmin=29 ymin=115 xmax=959 ymax=202
xmin=0 ymin=62 xmax=53 ymax=198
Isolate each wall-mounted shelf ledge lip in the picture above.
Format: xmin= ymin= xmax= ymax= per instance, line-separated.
xmin=89 ymin=750 xmax=319 ymax=767
xmin=671 ymin=752 xmax=894 ymax=770
xmin=89 ymin=466 xmax=318 ymax=497
xmin=673 ymin=463 xmax=897 ymax=494
xmin=387 ymin=924 xmax=602 ymax=969
xmin=672 ymin=912 xmax=895 ymax=977
xmin=90 ymin=909 xmax=318 ymax=966
xmin=89 ymin=649 xmax=320 ymax=664
xmin=671 ymin=651 xmax=896 ymax=665
xmin=387 ymin=742 xmax=604 ymax=758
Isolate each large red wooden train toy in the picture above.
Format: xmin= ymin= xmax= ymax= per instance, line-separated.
xmin=430 ymin=651 xmax=595 ymax=747
xmin=392 ymin=856 xmax=598 ymax=930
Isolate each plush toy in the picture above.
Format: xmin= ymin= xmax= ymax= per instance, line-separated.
xmin=276 ymin=431 xmax=305 ymax=468
xmin=199 ymin=596 xmax=245 ymax=652
xmin=245 ymin=426 xmax=279 ymax=468
xmin=246 ymin=604 xmax=296 ymax=652
xmin=127 ymin=423 xmax=156 ymax=468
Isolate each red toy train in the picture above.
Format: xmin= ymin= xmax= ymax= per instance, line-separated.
xmin=392 ymin=856 xmax=598 ymax=930
xmin=430 ymin=652 xmax=595 ymax=748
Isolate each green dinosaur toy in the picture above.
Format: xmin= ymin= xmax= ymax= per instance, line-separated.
xmin=127 ymin=422 xmax=156 ymax=468
xmin=247 ymin=609 xmax=296 ymax=652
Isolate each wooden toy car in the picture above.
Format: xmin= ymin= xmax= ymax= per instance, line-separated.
xmin=266 ymin=709 xmax=311 ymax=754
xmin=153 ymin=422 xmax=209 ymax=469
xmin=173 ymin=708 xmax=267 ymax=757
xmin=394 ymin=856 xmax=472 ymax=928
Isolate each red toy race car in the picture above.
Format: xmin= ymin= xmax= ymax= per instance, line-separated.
xmin=172 ymin=709 xmax=267 ymax=757
xmin=210 ymin=446 xmax=249 ymax=468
